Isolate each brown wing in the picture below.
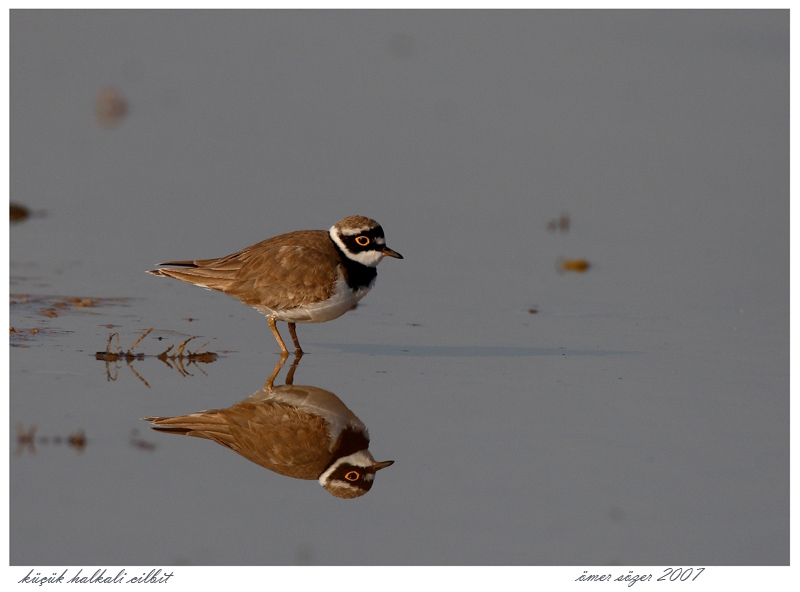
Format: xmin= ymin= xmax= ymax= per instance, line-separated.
xmin=149 ymin=230 xmax=342 ymax=310
xmin=145 ymin=399 xmax=334 ymax=479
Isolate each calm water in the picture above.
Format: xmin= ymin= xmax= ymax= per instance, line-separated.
xmin=8 ymin=9 xmax=789 ymax=574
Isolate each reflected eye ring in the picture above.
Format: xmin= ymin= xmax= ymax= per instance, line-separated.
xmin=355 ymin=236 xmax=370 ymax=247
xmin=345 ymin=471 xmax=360 ymax=481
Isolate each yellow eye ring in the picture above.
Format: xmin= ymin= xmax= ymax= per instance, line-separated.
xmin=345 ymin=471 xmax=360 ymax=481
xmin=355 ymin=236 xmax=370 ymax=246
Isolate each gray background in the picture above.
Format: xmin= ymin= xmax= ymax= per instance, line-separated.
xmin=9 ymin=10 xmax=788 ymax=565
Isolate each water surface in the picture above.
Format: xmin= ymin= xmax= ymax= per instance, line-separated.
xmin=9 ymin=10 xmax=788 ymax=567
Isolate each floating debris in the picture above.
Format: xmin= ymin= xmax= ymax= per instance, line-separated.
xmin=129 ymin=429 xmax=157 ymax=452
xmin=96 ymin=328 xmax=149 ymax=361
xmin=10 ymin=203 xmax=45 ymax=224
xmin=11 ymin=293 xmax=129 ymax=315
xmin=15 ymin=424 xmax=86 ymax=455
xmin=10 ymin=203 xmax=29 ymax=223
xmin=66 ymin=297 xmax=98 ymax=307
xmin=15 ymin=424 xmax=37 ymax=454
xmin=547 ymin=212 xmax=570 ymax=234
xmin=10 ymin=325 xmax=62 ymax=347
xmin=95 ymin=86 xmax=128 ymax=128
xmin=558 ymin=258 xmax=591 ymax=273
xmin=157 ymin=335 xmax=218 ymax=371
xmin=68 ymin=430 xmax=87 ymax=451
xmin=10 ymin=327 xmax=39 ymax=334
xmin=96 ymin=328 xmax=218 ymax=387
xmin=39 ymin=296 xmax=103 ymax=316
xmin=96 ymin=329 xmax=152 ymax=388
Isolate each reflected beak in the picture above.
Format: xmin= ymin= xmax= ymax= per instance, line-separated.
xmin=381 ymin=247 xmax=403 ymax=259
xmin=373 ymin=460 xmax=395 ymax=471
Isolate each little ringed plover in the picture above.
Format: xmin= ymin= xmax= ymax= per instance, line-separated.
xmin=148 ymin=215 xmax=402 ymax=354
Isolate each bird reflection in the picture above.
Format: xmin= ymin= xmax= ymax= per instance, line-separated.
xmin=143 ymin=354 xmax=394 ymax=498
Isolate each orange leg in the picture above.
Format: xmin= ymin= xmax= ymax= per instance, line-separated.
xmin=268 ymin=317 xmax=289 ymax=355
xmin=288 ymin=322 xmax=304 ymax=354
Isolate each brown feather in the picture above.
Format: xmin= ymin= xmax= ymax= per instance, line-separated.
xmin=148 ymin=230 xmax=342 ymax=310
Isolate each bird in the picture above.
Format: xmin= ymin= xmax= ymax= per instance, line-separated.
xmin=148 ymin=215 xmax=402 ymax=354
xmin=143 ymin=371 xmax=394 ymax=498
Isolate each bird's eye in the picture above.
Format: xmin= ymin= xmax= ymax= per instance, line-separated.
xmin=355 ymin=236 xmax=370 ymax=246
xmin=345 ymin=471 xmax=360 ymax=481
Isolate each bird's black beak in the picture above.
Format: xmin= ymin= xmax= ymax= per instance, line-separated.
xmin=381 ymin=247 xmax=403 ymax=259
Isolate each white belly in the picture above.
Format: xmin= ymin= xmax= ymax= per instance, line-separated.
xmin=254 ymin=277 xmax=372 ymax=323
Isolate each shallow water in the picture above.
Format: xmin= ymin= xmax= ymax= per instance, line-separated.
xmin=8 ymin=11 xmax=788 ymax=566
